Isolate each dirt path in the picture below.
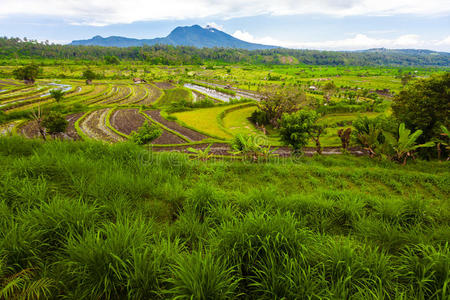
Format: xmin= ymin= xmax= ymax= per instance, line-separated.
xmin=152 ymin=143 xmax=366 ymax=157
xmin=153 ymin=82 xmax=175 ymax=90
xmin=145 ymin=110 xmax=208 ymax=142
xmin=151 ymin=130 xmax=186 ymax=145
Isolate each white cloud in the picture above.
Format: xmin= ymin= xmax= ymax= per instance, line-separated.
xmin=1 ymin=0 xmax=449 ymax=26
xmin=435 ymin=36 xmax=450 ymax=46
xmin=232 ymin=30 xmax=450 ymax=51
xmin=205 ymin=22 xmax=224 ymax=31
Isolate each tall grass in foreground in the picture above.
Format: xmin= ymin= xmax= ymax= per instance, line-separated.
xmin=0 ymin=136 xmax=448 ymax=299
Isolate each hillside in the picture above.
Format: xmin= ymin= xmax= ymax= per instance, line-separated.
xmin=70 ymin=25 xmax=277 ymax=50
xmin=0 ymin=136 xmax=448 ymax=298
xmin=1 ymin=37 xmax=449 ymax=66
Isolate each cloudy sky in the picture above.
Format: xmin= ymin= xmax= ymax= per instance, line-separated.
xmin=1 ymin=0 xmax=449 ymax=51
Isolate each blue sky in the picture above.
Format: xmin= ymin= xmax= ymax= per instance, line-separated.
xmin=1 ymin=0 xmax=449 ymax=51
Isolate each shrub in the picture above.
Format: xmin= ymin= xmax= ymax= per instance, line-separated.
xmin=130 ymin=122 xmax=162 ymax=145
xmin=249 ymin=109 xmax=269 ymax=126
xmin=42 ymin=111 xmax=68 ymax=136
xmin=279 ymin=110 xmax=318 ymax=152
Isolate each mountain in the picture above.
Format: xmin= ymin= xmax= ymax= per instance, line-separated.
xmin=70 ymin=25 xmax=277 ymax=50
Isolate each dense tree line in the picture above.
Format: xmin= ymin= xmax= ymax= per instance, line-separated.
xmin=0 ymin=37 xmax=449 ymax=66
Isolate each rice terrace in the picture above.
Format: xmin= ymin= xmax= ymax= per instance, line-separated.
xmin=0 ymin=2 xmax=449 ymax=299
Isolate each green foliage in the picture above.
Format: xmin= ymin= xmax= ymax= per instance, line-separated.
xmin=230 ymin=133 xmax=276 ymax=161
xmin=279 ymin=110 xmax=318 ymax=151
xmin=322 ymin=81 xmax=337 ymax=102
xmin=4 ymin=37 xmax=450 ymax=66
xmin=258 ymin=86 xmax=306 ymax=127
xmin=249 ymin=109 xmax=269 ymax=126
xmin=167 ymin=251 xmax=239 ymax=300
xmin=392 ymin=73 xmax=450 ymax=145
xmin=49 ymin=89 xmax=64 ymax=102
xmin=187 ymin=144 xmax=213 ymax=161
xmin=130 ymin=121 xmax=162 ymax=145
xmin=382 ymin=123 xmax=434 ymax=164
xmin=104 ymin=55 xmax=120 ymax=65
xmin=42 ymin=111 xmax=68 ymax=135
xmin=12 ymin=64 xmax=41 ymax=83
xmin=82 ymin=69 xmax=97 ymax=81
xmin=0 ymin=130 xmax=449 ymax=299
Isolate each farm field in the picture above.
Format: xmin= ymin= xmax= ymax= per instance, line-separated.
xmin=0 ymin=63 xmax=447 ymax=152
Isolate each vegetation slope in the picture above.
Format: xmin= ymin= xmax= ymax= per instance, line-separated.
xmin=0 ymin=136 xmax=448 ymax=299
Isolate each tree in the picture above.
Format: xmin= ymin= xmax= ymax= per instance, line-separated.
xmin=104 ymin=55 xmax=120 ymax=65
xmin=392 ymin=73 xmax=449 ymax=147
xmin=258 ymin=86 xmax=306 ymax=128
xmin=279 ymin=110 xmax=318 ymax=152
xmin=82 ymin=69 xmax=97 ymax=84
xmin=310 ymin=124 xmax=325 ymax=155
xmin=42 ymin=111 xmax=68 ymax=137
xmin=322 ymin=81 xmax=337 ymax=103
xmin=12 ymin=64 xmax=41 ymax=84
xmin=337 ymin=128 xmax=352 ymax=151
xmin=382 ymin=123 xmax=434 ymax=164
xmin=50 ymin=89 xmax=64 ymax=103
xmin=401 ymin=73 xmax=413 ymax=86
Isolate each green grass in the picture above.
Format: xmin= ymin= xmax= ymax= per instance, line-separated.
xmin=222 ymin=105 xmax=260 ymax=136
xmin=172 ymin=105 xmax=240 ymax=139
xmin=0 ymin=136 xmax=448 ymax=299
xmin=157 ymin=87 xmax=192 ymax=106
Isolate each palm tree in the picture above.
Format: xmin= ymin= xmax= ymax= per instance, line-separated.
xmin=0 ymin=256 xmax=54 ymax=299
xmin=382 ymin=123 xmax=434 ymax=164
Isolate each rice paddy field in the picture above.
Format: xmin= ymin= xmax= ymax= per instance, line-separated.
xmin=0 ymin=63 xmax=446 ymax=149
xmin=0 ymin=62 xmax=449 ymax=299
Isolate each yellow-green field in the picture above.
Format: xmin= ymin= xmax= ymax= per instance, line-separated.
xmin=172 ymin=105 xmax=247 ymax=139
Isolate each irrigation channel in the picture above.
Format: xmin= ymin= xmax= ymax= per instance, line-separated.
xmin=184 ymin=83 xmax=240 ymax=102
xmin=40 ymin=82 xmax=72 ymax=97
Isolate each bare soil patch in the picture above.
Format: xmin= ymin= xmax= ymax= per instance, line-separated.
xmin=145 ymin=110 xmax=208 ymax=142
xmin=151 ymin=130 xmax=186 ymax=145
xmin=153 ymin=82 xmax=175 ymax=90
xmin=65 ymin=113 xmax=83 ymax=140
xmin=110 ymin=109 xmax=145 ymax=135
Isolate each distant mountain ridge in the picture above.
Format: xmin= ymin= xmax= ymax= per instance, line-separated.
xmin=70 ymin=25 xmax=277 ymax=50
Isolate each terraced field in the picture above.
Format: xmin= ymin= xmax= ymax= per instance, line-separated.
xmin=78 ymin=109 xmax=126 ymax=142
xmin=117 ymin=85 xmax=147 ymax=105
xmin=145 ymin=110 xmax=207 ymax=141
xmin=110 ymin=108 xmax=145 ymax=135
xmin=135 ymin=84 xmax=162 ymax=105
xmin=100 ymin=85 xmax=133 ymax=104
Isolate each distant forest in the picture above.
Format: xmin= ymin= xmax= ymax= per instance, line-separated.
xmin=1 ymin=37 xmax=449 ymax=66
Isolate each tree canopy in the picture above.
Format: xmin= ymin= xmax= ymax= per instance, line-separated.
xmin=392 ymin=72 xmax=450 ymax=143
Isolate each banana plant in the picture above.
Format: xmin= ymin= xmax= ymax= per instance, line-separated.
xmin=187 ymin=144 xmax=213 ymax=161
xmin=382 ymin=123 xmax=434 ymax=164
xmin=230 ymin=134 xmax=276 ymax=162
xmin=259 ymin=145 xmax=279 ymax=162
